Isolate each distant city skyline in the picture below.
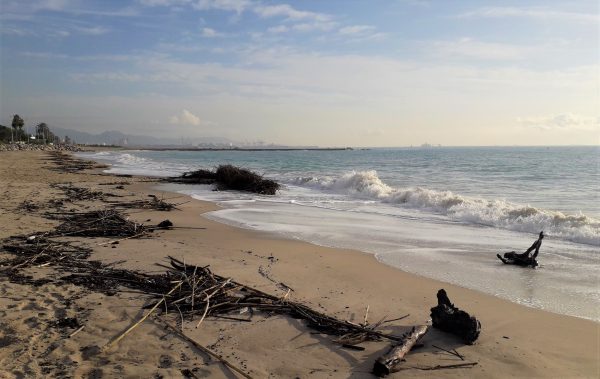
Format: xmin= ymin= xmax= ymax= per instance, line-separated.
xmin=1 ymin=0 xmax=598 ymax=146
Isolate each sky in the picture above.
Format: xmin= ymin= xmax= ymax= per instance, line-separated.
xmin=0 ymin=0 xmax=598 ymax=146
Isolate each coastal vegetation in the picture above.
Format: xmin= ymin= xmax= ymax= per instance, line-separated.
xmin=0 ymin=114 xmax=70 ymax=145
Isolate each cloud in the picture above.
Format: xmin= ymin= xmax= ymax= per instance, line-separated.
xmin=291 ymin=21 xmax=336 ymax=32
xmin=201 ymin=27 xmax=223 ymax=37
xmin=267 ymin=25 xmax=288 ymax=34
xmin=336 ymin=24 xmax=385 ymax=42
xmin=2 ymin=0 xmax=138 ymax=17
xmin=253 ymin=3 xmax=331 ymax=22
xmin=459 ymin=7 xmax=599 ymax=23
xmin=170 ymin=109 xmax=202 ymax=125
xmin=517 ymin=113 xmax=600 ymax=130
xmin=1 ymin=27 xmax=34 ymax=36
xmin=193 ymin=0 xmax=251 ymax=14
xmin=430 ymin=38 xmax=530 ymax=60
xmin=74 ymin=26 xmax=110 ymax=35
xmin=138 ymin=0 xmax=190 ymax=6
xmin=338 ymin=25 xmax=375 ymax=36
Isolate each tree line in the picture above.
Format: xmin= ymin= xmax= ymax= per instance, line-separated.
xmin=0 ymin=114 xmax=71 ymax=144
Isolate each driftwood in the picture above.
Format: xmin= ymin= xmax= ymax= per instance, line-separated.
xmin=430 ymin=289 xmax=480 ymax=344
xmin=497 ymin=231 xmax=544 ymax=268
xmin=47 ymin=151 xmax=107 ymax=173
xmin=372 ymin=324 xmax=430 ymax=377
xmin=51 ymin=183 xmax=107 ymax=202
xmin=169 ymin=165 xmax=280 ymax=195
xmin=51 ymin=209 xmax=146 ymax=238
xmin=107 ymin=195 xmax=182 ymax=211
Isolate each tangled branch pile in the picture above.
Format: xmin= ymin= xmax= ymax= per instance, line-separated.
xmin=169 ymin=165 xmax=280 ymax=195
xmin=51 ymin=209 xmax=146 ymax=238
xmin=2 ymin=235 xmax=92 ymax=271
xmin=145 ymin=257 xmax=402 ymax=344
xmin=107 ymin=195 xmax=179 ymax=211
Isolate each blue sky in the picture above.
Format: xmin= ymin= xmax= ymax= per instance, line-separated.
xmin=1 ymin=0 xmax=598 ymax=146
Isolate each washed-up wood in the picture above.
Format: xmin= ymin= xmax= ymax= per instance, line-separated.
xmin=51 ymin=183 xmax=106 ymax=202
xmin=497 ymin=231 xmax=544 ymax=268
xmin=430 ymin=289 xmax=480 ymax=344
xmin=47 ymin=151 xmax=107 ymax=173
xmin=372 ymin=324 xmax=430 ymax=377
xmin=168 ymin=165 xmax=280 ymax=195
xmin=51 ymin=209 xmax=146 ymax=238
xmin=107 ymin=195 xmax=184 ymax=211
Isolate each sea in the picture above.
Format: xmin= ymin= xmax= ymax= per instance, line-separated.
xmin=78 ymin=146 xmax=600 ymax=321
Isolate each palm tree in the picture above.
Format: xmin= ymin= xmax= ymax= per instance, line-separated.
xmin=36 ymin=122 xmax=49 ymax=143
xmin=11 ymin=114 xmax=24 ymax=142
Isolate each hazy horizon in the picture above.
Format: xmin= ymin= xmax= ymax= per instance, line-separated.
xmin=1 ymin=0 xmax=598 ymax=147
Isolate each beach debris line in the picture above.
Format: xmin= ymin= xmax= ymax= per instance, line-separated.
xmin=106 ymin=194 xmax=184 ymax=211
xmin=168 ymin=165 xmax=280 ymax=195
xmin=47 ymin=151 xmax=107 ymax=173
xmin=497 ymin=231 xmax=544 ymax=268
xmin=372 ymin=324 xmax=430 ymax=376
xmin=50 ymin=182 xmax=107 ymax=202
xmin=430 ymin=289 xmax=481 ymax=344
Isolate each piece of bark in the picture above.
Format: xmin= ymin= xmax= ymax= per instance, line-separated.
xmin=430 ymin=289 xmax=481 ymax=344
xmin=372 ymin=325 xmax=430 ymax=377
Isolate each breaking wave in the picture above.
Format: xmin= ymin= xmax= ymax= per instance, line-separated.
xmin=291 ymin=171 xmax=600 ymax=246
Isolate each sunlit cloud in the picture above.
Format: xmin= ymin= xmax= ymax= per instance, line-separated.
xmin=254 ymin=3 xmax=331 ymax=22
xmin=170 ymin=109 xmax=202 ymax=126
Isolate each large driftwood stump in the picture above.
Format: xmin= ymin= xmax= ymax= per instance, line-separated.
xmin=372 ymin=325 xmax=430 ymax=377
xmin=430 ymin=289 xmax=480 ymax=344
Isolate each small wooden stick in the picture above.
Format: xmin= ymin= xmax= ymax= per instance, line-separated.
xmin=196 ymin=278 xmax=231 ymax=328
xmin=432 ymin=344 xmax=465 ymax=360
xmin=161 ymin=320 xmax=254 ymax=379
xmin=382 ymin=314 xmax=410 ymax=324
xmin=363 ymin=305 xmax=370 ymax=326
xmin=68 ymin=325 xmax=85 ymax=338
xmin=97 ymin=232 xmax=145 ymax=246
xmin=104 ymin=281 xmax=182 ymax=349
xmin=413 ymin=362 xmax=477 ymax=370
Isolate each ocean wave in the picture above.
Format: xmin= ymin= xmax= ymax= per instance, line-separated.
xmin=290 ymin=171 xmax=600 ymax=246
xmin=114 ymin=153 xmax=149 ymax=165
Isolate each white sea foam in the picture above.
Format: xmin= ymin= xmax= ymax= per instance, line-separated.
xmin=290 ymin=171 xmax=600 ymax=246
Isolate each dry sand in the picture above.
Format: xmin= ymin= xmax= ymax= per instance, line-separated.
xmin=0 ymin=150 xmax=598 ymax=378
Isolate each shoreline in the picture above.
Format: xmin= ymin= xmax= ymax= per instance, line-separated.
xmin=0 ymin=150 xmax=598 ymax=378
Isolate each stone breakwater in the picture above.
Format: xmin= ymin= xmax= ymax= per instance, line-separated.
xmin=0 ymin=143 xmax=82 ymax=152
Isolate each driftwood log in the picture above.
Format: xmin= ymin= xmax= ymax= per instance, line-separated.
xmin=372 ymin=324 xmax=430 ymax=377
xmin=497 ymin=232 xmax=544 ymax=268
xmin=430 ymin=289 xmax=480 ymax=344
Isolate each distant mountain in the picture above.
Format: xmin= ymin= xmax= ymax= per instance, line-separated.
xmin=49 ymin=127 xmax=234 ymax=147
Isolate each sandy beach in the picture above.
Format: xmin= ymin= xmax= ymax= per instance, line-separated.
xmin=0 ymin=149 xmax=598 ymax=379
